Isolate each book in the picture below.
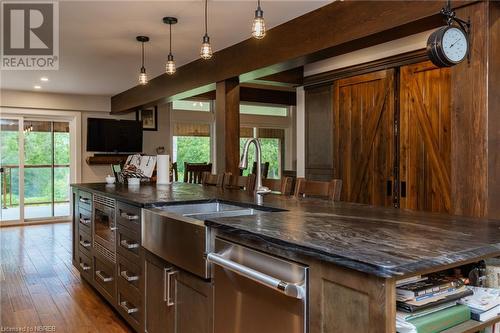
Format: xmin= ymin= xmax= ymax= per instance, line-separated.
xmin=402 ymin=287 xmax=467 ymax=306
xmin=397 ymin=289 xmax=474 ymax=313
xmin=397 ymin=302 xmax=457 ymax=321
xmin=397 ymin=275 xmax=428 ymax=287
xmin=397 ymin=277 xmax=465 ymax=300
xmin=407 ymin=304 xmax=470 ymax=333
xmin=459 ymin=286 xmax=500 ymax=312
xmin=471 ymin=305 xmax=500 ymax=322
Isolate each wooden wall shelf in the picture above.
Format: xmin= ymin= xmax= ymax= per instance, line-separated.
xmin=86 ymin=154 xmax=128 ymax=165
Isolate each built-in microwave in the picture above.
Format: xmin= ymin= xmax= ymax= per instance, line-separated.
xmin=93 ymin=195 xmax=117 ymax=263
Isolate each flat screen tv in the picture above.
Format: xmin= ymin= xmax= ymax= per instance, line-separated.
xmin=86 ymin=118 xmax=143 ymax=153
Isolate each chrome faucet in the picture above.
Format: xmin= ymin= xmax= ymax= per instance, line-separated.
xmin=239 ymin=138 xmax=271 ymax=196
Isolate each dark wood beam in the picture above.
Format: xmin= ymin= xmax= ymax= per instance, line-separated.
xmin=111 ymin=0 xmax=474 ymax=113
xmin=215 ymin=78 xmax=240 ymax=175
xmin=245 ymin=67 xmax=304 ymax=87
xmin=190 ymin=86 xmax=296 ymax=106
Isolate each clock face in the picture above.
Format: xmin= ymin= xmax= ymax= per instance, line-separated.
xmin=441 ymin=27 xmax=468 ymax=63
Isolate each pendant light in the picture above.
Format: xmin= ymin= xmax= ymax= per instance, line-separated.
xmin=252 ymin=0 xmax=266 ymax=39
xmin=200 ymin=0 xmax=213 ymax=59
xmin=163 ymin=16 xmax=178 ymax=75
xmin=136 ymin=36 xmax=149 ymax=85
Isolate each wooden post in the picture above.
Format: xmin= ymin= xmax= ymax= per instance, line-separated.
xmin=215 ymin=78 xmax=240 ymax=175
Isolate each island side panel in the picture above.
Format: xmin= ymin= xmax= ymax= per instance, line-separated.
xmin=309 ymin=259 xmax=396 ymax=333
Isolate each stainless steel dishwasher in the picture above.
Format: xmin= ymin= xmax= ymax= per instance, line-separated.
xmin=207 ymin=238 xmax=308 ymax=333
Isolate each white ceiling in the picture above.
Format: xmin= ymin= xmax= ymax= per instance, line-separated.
xmin=0 ymin=1 xmax=330 ymax=96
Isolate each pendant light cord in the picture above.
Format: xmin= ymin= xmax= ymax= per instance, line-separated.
xmin=204 ymin=0 xmax=208 ymax=35
xmin=169 ymin=23 xmax=172 ymax=55
xmin=257 ymin=0 xmax=261 ymax=9
xmin=141 ymin=42 xmax=145 ymax=68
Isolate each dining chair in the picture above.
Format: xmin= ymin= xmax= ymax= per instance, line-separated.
xmin=293 ymin=178 xmax=343 ymax=201
xmin=262 ymin=177 xmax=293 ymax=196
xmin=224 ymin=173 xmax=256 ymax=192
xmin=201 ymin=172 xmax=230 ymax=188
xmin=184 ymin=162 xmax=212 ymax=184
xmin=170 ymin=162 xmax=178 ymax=182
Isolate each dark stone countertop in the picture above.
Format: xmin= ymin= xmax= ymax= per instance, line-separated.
xmin=72 ymin=182 xmax=500 ymax=278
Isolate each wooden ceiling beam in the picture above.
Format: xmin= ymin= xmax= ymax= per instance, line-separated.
xmin=111 ymin=0 xmax=475 ymax=113
xmin=189 ymin=86 xmax=296 ymax=106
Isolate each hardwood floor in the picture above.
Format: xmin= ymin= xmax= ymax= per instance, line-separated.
xmin=0 ymin=222 xmax=132 ymax=333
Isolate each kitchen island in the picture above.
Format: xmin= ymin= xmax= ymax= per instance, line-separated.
xmin=71 ymin=182 xmax=500 ymax=333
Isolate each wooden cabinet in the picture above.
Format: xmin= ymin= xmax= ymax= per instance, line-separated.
xmin=173 ymin=269 xmax=213 ymax=333
xmin=144 ymin=250 xmax=213 ymax=333
xmin=144 ymin=251 xmax=175 ymax=333
xmin=305 ymin=84 xmax=335 ymax=180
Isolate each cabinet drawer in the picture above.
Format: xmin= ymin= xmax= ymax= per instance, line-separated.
xmin=78 ymin=207 xmax=92 ymax=234
xmin=117 ymin=254 xmax=142 ymax=294
xmin=78 ymin=191 xmax=92 ymax=211
xmin=117 ymin=226 xmax=141 ymax=264
xmin=117 ymin=282 xmax=143 ymax=332
xmin=78 ymin=228 xmax=92 ymax=257
xmin=93 ymin=256 xmax=116 ymax=301
xmin=77 ymin=251 xmax=93 ymax=281
xmin=117 ymin=201 xmax=141 ymax=234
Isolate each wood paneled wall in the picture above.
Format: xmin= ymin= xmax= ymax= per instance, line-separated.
xmin=488 ymin=2 xmax=500 ymax=220
xmin=450 ymin=1 xmax=489 ymax=217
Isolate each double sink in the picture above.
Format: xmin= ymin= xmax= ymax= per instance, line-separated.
xmin=142 ymin=200 xmax=281 ymax=279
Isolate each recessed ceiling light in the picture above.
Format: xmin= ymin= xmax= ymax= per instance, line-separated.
xmin=40 ymin=77 xmax=49 ymax=82
xmin=34 ymin=85 xmax=42 ymax=89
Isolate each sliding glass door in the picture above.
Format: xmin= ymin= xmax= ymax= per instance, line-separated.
xmin=0 ymin=117 xmax=70 ymax=223
xmin=0 ymin=118 xmax=22 ymax=221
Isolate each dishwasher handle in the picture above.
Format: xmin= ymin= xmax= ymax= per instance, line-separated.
xmin=207 ymin=253 xmax=305 ymax=299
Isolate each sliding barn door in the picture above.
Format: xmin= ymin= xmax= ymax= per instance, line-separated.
xmin=399 ymin=61 xmax=451 ymax=213
xmin=333 ymin=69 xmax=395 ymax=206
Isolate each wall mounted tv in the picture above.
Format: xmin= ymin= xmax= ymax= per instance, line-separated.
xmin=86 ymin=118 xmax=143 ymax=153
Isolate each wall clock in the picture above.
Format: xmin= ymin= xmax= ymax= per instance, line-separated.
xmin=427 ymin=26 xmax=469 ymax=67
xmin=426 ymin=1 xmax=471 ymax=68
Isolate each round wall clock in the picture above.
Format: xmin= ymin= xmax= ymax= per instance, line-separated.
xmin=427 ymin=26 xmax=469 ymax=67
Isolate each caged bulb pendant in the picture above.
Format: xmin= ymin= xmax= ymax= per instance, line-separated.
xmin=163 ymin=17 xmax=178 ymax=75
xmin=200 ymin=34 xmax=213 ymax=60
xmin=252 ymin=0 xmax=266 ymax=39
xmin=200 ymin=0 xmax=213 ymax=60
xmin=136 ymin=36 xmax=150 ymax=85
xmin=139 ymin=67 xmax=148 ymax=85
xmin=165 ymin=53 xmax=176 ymax=75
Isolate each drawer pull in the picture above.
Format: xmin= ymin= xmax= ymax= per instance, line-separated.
xmin=79 ymin=197 xmax=90 ymax=203
xmin=95 ymin=270 xmax=113 ymax=282
xmin=79 ymin=218 xmax=91 ymax=225
xmin=79 ymin=262 xmax=90 ymax=271
xmin=120 ymin=270 xmax=139 ymax=282
xmin=120 ymin=239 xmax=139 ymax=249
xmin=120 ymin=212 xmax=139 ymax=220
xmin=119 ymin=301 xmax=138 ymax=314
xmin=79 ymin=240 xmax=91 ymax=248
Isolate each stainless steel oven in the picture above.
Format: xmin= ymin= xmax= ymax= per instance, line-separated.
xmin=208 ymin=238 xmax=308 ymax=333
xmin=93 ymin=194 xmax=117 ymax=263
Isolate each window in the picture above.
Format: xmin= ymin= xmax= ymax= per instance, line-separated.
xmin=240 ymin=104 xmax=287 ymax=117
xmin=173 ymin=100 xmax=211 ymax=112
xmin=172 ymin=123 xmax=211 ymax=181
xmin=240 ymin=127 xmax=284 ymax=179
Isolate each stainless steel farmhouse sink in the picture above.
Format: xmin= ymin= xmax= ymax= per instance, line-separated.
xmin=142 ymin=201 xmax=282 ymax=279
xmin=160 ymin=202 xmax=259 ymax=220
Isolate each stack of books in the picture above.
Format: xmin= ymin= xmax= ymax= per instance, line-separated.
xmin=458 ymin=286 xmax=500 ymax=322
xmin=396 ymin=275 xmax=473 ymax=333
